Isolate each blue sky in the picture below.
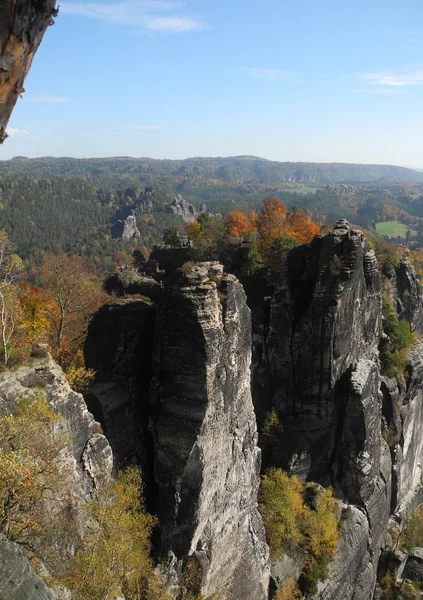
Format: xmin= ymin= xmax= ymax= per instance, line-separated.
xmin=2 ymin=0 xmax=423 ymax=166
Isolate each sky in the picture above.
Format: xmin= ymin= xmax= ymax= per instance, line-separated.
xmin=2 ymin=0 xmax=423 ymax=166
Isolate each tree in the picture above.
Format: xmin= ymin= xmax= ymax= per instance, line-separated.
xmin=258 ymin=468 xmax=306 ymax=559
xmin=226 ymin=210 xmax=257 ymax=238
xmin=35 ymin=253 xmax=106 ymax=368
xmin=256 ymin=197 xmax=288 ymax=257
xmin=284 ymin=207 xmax=320 ymax=244
xmin=0 ymin=393 xmax=69 ymax=549
xmin=0 ymin=230 xmax=25 ymax=364
xmin=62 ymin=467 xmax=170 ymax=600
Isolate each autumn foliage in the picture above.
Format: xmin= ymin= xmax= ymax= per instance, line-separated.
xmin=225 ymin=197 xmax=319 ymax=280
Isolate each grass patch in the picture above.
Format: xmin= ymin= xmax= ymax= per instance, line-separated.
xmin=375 ymin=221 xmax=413 ymax=239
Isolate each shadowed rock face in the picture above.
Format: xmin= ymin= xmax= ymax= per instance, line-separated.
xmin=0 ymin=0 xmax=57 ymax=143
xmin=84 ymin=299 xmax=157 ymax=507
xmin=267 ymin=222 xmax=382 ymax=481
xmin=260 ymin=222 xmax=423 ymax=599
xmin=150 ymin=263 xmax=270 ymax=600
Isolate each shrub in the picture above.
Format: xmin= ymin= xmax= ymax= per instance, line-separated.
xmin=61 ymin=467 xmax=170 ymax=600
xmin=275 ymin=578 xmax=304 ymax=600
xmin=380 ymin=298 xmax=415 ymax=380
xmin=258 ymin=468 xmax=306 ymax=559
xmin=401 ymin=505 xmax=423 ymax=551
xmin=65 ymin=366 xmax=96 ymax=394
xmin=261 ymin=409 xmax=281 ymax=445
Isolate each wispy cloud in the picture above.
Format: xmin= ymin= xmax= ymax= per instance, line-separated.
xmin=32 ymin=94 xmax=73 ymax=104
xmin=6 ymin=127 xmax=30 ymax=137
xmin=244 ymin=68 xmax=299 ymax=82
xmin=61 ymin=1 xmax=205 ymax=33
xmin=359 ymin=69 xmax=423 ymax=87
xmin=112 ymin=124 xmax=163 ymax=131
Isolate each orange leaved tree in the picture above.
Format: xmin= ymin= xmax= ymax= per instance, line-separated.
xmin=226 ymin=210 xmax=257 ymax=238
xmin=35 ymin=254 xmax=107 ymax=369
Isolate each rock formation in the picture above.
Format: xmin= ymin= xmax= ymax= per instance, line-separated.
xmin=0 ymin=354 xmax=113 ymax=599
xmin=0 ymin=0 xmax=57 ymax=143
xmin=150 ymin=262 xmax=270 ymax=599
xmin=0 ymin=535 xmax=56 ymax=600
xmin=168 ymin=194 xmax=207 ymax=223
xmin=84 ymin=299 xmax=157 ymax=505
xmin=111 ymin=214 xmax=141 ymax=239
xmin=256 ymin=220 xmax=423 ymax=599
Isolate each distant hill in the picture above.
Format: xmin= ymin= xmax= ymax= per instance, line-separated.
xmin=1 ymin=156 xmax=423 ymax=186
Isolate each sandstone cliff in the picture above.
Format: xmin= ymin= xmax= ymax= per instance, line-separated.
xmin=0 ymin=355 xmax=113 ymax=599
xmin=258 ymin=220 xmax=423 ymax=599
xmin=149 ymin=262 xmax=270 ymax=599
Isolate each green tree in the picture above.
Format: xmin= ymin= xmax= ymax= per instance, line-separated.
xmin=62 ymin=467 xmax=170 ymax=600
xmin=258 ymin=468 xmax=306 ymax=559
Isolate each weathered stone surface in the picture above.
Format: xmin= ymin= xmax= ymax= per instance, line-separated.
xmin=84 ymin=299 xmax=157 ymax=504
xmin=111 ymin=214 xmax=141 ymax=239
xmin=150 ymin=263 xmax=270 ymax=599
xmin=104 ymin=269 xmax=162 ymax=301
xmin=267 ymin=221 xmax=381 ymax=480
xmin=0 ymin=356 xmax=113 ymax=598
xmin=168 ymin=194 xmax=205 ymax=223
xmin=309 ymin=506 xmax=373 ymax=600
xmin=395 ymin=258 xmax=423 ymax=335
xmin=0 ymin=0 xmax=57 ymax=143
xmin=0 ymin=535 xmax=56 ymax=600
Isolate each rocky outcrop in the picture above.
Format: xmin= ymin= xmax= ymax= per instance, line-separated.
xmin=168 ymin=194 xmax=207 ymax=223
xmin=259 ymin=221 xmax=423 ymax=599
xmin=266 ymin=220 xmax=382 ymax=481
xmin=0 ymin=355 xmax=113 ymax=599
xmin=0 ymin=355 xmax=113 ymax=491
xmin=111 ymin=214 xmax=141 ymax=239
xmin=0 ymin=0 xmax=57 ymax=143
xmin=104 ymin=269 xmax=162 ymax=301
xmin=0 ymin=535 xmax=56 ymax=600
xmin=150 ymin=262 xmax=270 ymax=599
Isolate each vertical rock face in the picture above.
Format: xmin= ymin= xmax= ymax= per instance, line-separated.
xmin=267 ymin=221 xmax=381 ymax=481
xmin=84 ymin=299 xmax=157 ymax=505
xmin=262 ymin=221 xmax=423 ymax=599
xmin=150 ymin=263 xmax=270 ymax=599
xmin=0 ymin=0 xmax=57 ymax=143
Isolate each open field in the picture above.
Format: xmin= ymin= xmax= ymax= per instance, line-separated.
xmin=376 ymin=221 xmax=410 ymax=238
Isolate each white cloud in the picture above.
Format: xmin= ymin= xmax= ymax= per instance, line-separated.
xmin=359 ymin=69 xmax=423 ymax=87
xmin=244 ymin=68 xmax=298 ymax=82
xmin=32 ymin=94 xmax=73 ymax=104
xmin=6 ymin=127 xmax=30 ymax=137
xmin=61 ymin=1 xmax=205 ymax=33
xmin=113 ymin=124 xmax=162 ymax=131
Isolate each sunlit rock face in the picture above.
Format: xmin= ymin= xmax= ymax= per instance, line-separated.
xmin=150 ymin=263 xmax=270 ymax=600
xmin=0 ymin=354 xmax=113 ymax=599
xmin=0 ymin=0 xmax=57 ymax=143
